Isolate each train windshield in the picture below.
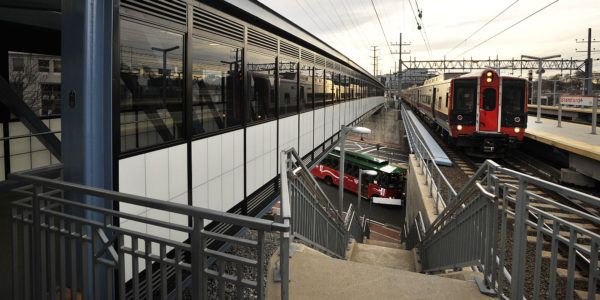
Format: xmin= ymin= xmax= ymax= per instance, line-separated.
xmin=502 ymin=80 xmax=526 ymax=113
xmin=453 ymin=79 xmax=477 ymax=112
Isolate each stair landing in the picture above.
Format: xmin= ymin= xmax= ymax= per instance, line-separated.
xmin=267 ymin=243 xmax=490 ymax=300
xmin=349 ymin=242 xmax=416 ymax=271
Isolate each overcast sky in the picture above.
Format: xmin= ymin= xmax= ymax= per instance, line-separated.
xmin=258 ymin=0 xmax=600 ymax=77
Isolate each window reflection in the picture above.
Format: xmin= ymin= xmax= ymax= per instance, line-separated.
xmin=247 ymin=51 xmax=276 ymax=122
xmin=299 ymin=64 xmax=313 ymax=111
xmin=333 ymin=73 xmax=340 ymax=102
xmin=192 ymin=38 xmax=242 ymax=135
xmin=502 ymin=80 xmax=525 ymax=113
xmin=279 ymin=59 xmax=298 ymax=115
xmin=119 ymin=20 xmax=184 ymax=152
xmin=324 ymin=71 xmax=333 ymax=105
xmin=314 ymin=68 xmax=324 ymax=108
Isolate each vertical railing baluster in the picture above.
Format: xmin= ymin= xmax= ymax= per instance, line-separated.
xmin=23 ymin=207 xmax=31 ymax=300
xmin=81 ymin=224 xmax=89 ymax=300
xmin=145 ymin=240 xmax=153 ymax=299
xmin=71 ymin=222 xmax=78 ymax=297
xmin=118 ymin=235 xmax=126 ymax=300
xmin=132 ymin=237 xmax=140 ymax=299
xmin=48 ymin=211 xmax=56 ymax=300
xmin=93 ymin=227 xmax=100 ymax=300
xmin=11 ymin=206 xmax=20 ymax=300
xmin=549 ymin=222 xmax=560 ymax=299
xmin=160 ymin=243 xmax=167 ymax=300
xmin=176 ymin=248 xmax=182 ymax=300
xmin=31 ymin=183 xmax=42 ymax=300
xmin=217 ymin=260 xmax=224 ymax=299
xmin=236 ymin=262 xmax=243 ymax=299
xmin=59 ymin=218 xmax=66 ymax=300
xmin=566 ymin=228 xmax=577 ymax=299
xmin=257 ymin=230 xmax=265 ymax=299
xmin=191 ymin=216 xmax=203 ymax=300
xmin=510 ymin=180 xmax=529 ymax=299
xmin=533 ymin=216 xmax=544 ymax=300
xmin=588 ymin=241 xmax=598 ymax=300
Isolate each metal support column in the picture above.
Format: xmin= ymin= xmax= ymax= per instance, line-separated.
xmin=61 ymin=0 xmax=114 ymax=295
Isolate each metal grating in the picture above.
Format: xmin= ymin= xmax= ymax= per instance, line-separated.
xmin=326 ymin=60 xmax=334 ymax=69
xmin=301 ymin=49 xmax=314 ymax=63
xmin=280 ymin=40 xmax=299 ymax=58
xmin=121 ymin=0 xmax=187 ymax=25
xmin=193 ymin=7 xmax=244 ymax=42
xmin=248 ymin=28 xmax=277 ymax=52
xmin=315 ymin=55 xmax=325 ymax=66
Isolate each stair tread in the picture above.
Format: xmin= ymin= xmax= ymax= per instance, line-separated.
xmin=574 ymin=289 xmax=600 ymax=300
xmin=349 ymin=243 xmax=416 ymax=272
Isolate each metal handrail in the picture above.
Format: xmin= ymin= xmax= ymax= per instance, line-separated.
xmin=9 ymin=165 xmax=290 ymax=300
xmin=401 ymin=105 xmax=457 ymax=213
xmin=416 ymin=158 xmax=600 ymax=299
xmin=281 ymin=148 xmax=350 ymax=258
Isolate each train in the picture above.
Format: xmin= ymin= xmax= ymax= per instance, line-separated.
xmin=402 ymin=69 xmax=529 ymax=154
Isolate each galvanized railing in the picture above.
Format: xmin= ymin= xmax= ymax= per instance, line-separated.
xmin=405 ymin=211 xmax=426 ymax=250
xmin=401 ymin=105 xmax=457 ymax=213
xmin=417 ymin=159 xmax=600 ymax=299
xmin=281 ymin=148 xmax=349 ymax=259
xmin=10 ymin=165 xmax=290 ymax=300
xmin=344 ymin=204 xmax=364 ymax=243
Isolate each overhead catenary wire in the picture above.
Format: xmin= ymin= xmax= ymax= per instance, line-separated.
xmin=454 ymin=0 xmax=559 ymax=59
xmin=368 ymin=0 xmax=394 ymax=57
xmin=445 ymin=0 xmax=519 ymax=57
xmin=407 ymin=0 xmax=432 ymax=58
xmin=326 ymin=0 xmax=372 ymax=54
xmin=296 ymin=0 xmax=354 ymax=53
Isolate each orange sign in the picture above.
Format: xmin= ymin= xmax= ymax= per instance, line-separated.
xmin=560 ymin=95 xmax=595 ymax=106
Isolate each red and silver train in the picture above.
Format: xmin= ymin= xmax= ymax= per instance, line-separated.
xmin=403 ymin=69 xmax=528 ymax=154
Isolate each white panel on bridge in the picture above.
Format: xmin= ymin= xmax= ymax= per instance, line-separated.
xmin=333 ymin=104 xmax=340 ymax=135
xmin=247 ymin=121 xmax=277 ymax=196
xmin=299 ymin=111 xmax=313 ymax=156
xmin=325 ymin=106 xmax=333 ymax=138
xmin=279 ymin=115 xmax=299 ymax=155
xmin=118 ymin=143 xmax=189 ymax=280
xmin=314 ymin=108 xmax=325 ymax=146
xmin=339 ymin=102 xmax=345 ymax=127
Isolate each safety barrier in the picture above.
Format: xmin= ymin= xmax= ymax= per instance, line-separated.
xmin=401 ymin=105 xmax=457 ymax=213
xmin=281 ymin=148 xmax=349 ymax=259
xmin=417 ymin=159 xmax=600 ymax=299
xmin=344 ymin=204 xmax=363 ymax=243
xmin=10 ymin=165 xmax=290 ymax=300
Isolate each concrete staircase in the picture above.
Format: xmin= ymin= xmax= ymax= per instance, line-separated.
xmin=266 ymin=239 xmax=490 ymax=300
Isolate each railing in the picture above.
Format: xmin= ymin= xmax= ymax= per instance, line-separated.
xmin=417 ymin=159 xmax=600 ymax=299
xmin=404 ymin=211 xmax=426 ymax=250
xmin=401 ymin=105 xmax=457 ymax=213
xmin=281 ymin=148 xmax=349 ymax=259
xmin=362 ymin=215 xmax=370 ymax=240
xmin=10 ymin=165 xmax=290 ymax=300
xmin=344 ymin=204 xmax=363 ymax=243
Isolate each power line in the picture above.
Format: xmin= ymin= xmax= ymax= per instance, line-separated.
xmin=407 ymin=0 xmax=432 ymax=58
xmin=368 ymin=0 xmax=394 ymax=57
xmin=445 ymin=0 xmax=519 ymax=57
xmin=454 ymin=0 xmax=559 ymax=59
xmin=327 ymin=0 xmax=371 ymax=52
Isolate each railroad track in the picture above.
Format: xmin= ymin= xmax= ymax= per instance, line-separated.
xmin=407 ymin=107 xmax=599 ymax=299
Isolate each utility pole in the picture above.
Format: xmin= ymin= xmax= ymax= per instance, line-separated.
xmin=392 ymin=33 xmax=411 ymax=98
xmin=576 ymin=28 xmax=599 ymax=95
xmin=370 ymin=46 xmax=379 ymax=76
xmin=522 ymin=54 xmax=561 ymax=123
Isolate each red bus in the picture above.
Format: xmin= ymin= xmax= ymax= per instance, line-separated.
xmin=311 ymin=148 xmax=407 ymax=200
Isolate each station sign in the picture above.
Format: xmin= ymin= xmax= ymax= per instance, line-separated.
xmin=560 ymin=95 xmax=595 ymax=107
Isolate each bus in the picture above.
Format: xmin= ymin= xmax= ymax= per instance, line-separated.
xmin=311 ymin=148 xmax=407 ymax=200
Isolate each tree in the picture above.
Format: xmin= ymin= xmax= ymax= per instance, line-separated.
xmin=9 ymin=53 xmax=48 ymax=116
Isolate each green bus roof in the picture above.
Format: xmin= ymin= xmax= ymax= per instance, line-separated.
xmin=329 ymin=148 xmax=406 ymax=174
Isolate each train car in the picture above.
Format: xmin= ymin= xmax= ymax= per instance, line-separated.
xmin=403 ymin=69 xmax=528 ymax=154
xmin=311 ymin=148 xmax=407 ymax=200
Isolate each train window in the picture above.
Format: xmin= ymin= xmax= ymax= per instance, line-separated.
xmin=119 ymin=20 xmax=184 ymax=152
xmin=191 ymin=38 xmax=242 ymax=136
xmin=445 ymin=93 xmax=449 ymax=107
xmin=333 ymin=73 xmax=340 ymax=103
xmin=279 ymin=59 xmax=298 ymax=116
xmin=247 ymin=51 xmax=276 ymax=122
xmin=453 ymin=80 xmax=477 ymax=112
xmin=438 ymin=96 xmax=442 ymax=108
xmin=300 ymin=64 xmax=313 ymax=111
xmin=502 ymin=80 xmax=525 ymax=113
xmin=314 ymin=68 xmax=325 ymax=107
xmin=482 ymin=88 xmax=496 ymax=111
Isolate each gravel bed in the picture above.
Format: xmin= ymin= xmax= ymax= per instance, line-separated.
xmin=183 ymin=230 xmax=281 ymax=299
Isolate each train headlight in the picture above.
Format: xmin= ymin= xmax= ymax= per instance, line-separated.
xmin=457 ymin=125 xmax=463 ymax=131
xmin=487 ymin=71 xmax=493 ymax=77
xmin=514 ymin=127 xmax=521 ymax=133
xmin=486 ymin=77 xmax=493 ymax=83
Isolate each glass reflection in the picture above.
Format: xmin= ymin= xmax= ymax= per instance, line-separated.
xmin=247 ymin=51 xmax=276 ymax=122
xmin=279 ymin=59 xmax=298 ymax=115
xmin=314 ymin=68 xmax=324 ymax=108
xmin=324 ymin=71 xmax=333 ymax=105
xmin=299 ymin=64 xmax=313 ymax=111
xmin=119 ymin=20 xmax=184 ymax=152
xmin=192 ymin=38 xmax=242 ymax=135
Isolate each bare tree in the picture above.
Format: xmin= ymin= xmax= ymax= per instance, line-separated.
xmin=9 ymin=53 xmax=48 ymax=115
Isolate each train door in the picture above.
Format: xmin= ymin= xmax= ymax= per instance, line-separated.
xmin=478 ymin=87 xmax=499 ymax=131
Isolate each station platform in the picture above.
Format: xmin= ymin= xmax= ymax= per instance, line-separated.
xmin=525 ymin=117 xmax=600 ymax=162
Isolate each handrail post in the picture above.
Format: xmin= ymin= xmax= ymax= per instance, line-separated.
xmin=31 ymin=183 xmax=43 ymax=300
xmin=191 ymin=216 xmax=204 ymax=300
xmin=510 ymin=179 xmax=529 ymax=299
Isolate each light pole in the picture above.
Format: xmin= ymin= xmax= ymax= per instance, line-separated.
xmin=357 ymin=169 xmax=377 ymax=218
xmin=522 ymin=54 xmax=561 ymax=123
xmin=338 ymin=125 xmax=371 ymax=216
